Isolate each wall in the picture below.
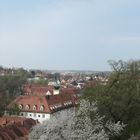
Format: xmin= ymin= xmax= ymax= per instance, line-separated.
xmin=19 ymin=112 xmax=51 ymax=123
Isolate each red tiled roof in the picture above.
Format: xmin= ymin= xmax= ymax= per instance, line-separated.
xmin=14 ymin=95 xmax=51 ymax=113
xmin=23 ymin=84 xmax=79 ymax=96
xmin=0 ymin=117 xmax=38 ymax=140
xmin=23 ymin=84 xmax=53 ymax=96
xmin=7 ymin=84 xmax=78 ymax=114
xmin=9 ymin=92 xmax=77 ymax=114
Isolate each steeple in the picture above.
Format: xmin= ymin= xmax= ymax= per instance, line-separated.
xmin=53 ymin=73 xmax=60 ymax=95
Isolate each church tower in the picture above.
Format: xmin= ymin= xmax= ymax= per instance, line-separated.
xmin=53 ymin=73 xmax=60 ymax=95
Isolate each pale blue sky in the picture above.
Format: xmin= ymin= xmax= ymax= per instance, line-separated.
xmin=0 ymin=0 xmax=140 ymax=70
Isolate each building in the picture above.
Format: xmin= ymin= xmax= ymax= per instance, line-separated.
xmin=7 ymin=84 xmax=78 ymax=123
xmin=0 ymin=117 xmax=38 ymax=140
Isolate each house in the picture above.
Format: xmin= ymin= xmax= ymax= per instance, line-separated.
xmin=7 ymin=84 xmax=78 ymax=123
xmin=22 ymin=84 xmax=80 ymax=97
xmin=0 ymin=117 xmax=38 ymax=140
xmin=22 ymin=84 xmax=53 ymax=96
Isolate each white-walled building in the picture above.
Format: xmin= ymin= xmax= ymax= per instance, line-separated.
xmin=7 ymin=85 xmax=77 ymax=123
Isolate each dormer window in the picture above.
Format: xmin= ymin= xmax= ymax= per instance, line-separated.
xmin=46 ymin=91 xmax=51 ymax=96
xmin=40 ymin=105 xmax=44 ymax=111
xmin=33 ymin=105 xmax=37 ymax=110
xmin=19 ymin=104 xmax=23 ymax=110
xmin=25 ymin=105 xmax=30 ymax=110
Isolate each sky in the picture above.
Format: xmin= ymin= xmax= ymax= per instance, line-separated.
xmin=0 ymin=0 xmax=140 ymax=71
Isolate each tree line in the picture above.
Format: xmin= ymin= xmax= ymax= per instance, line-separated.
xmin=0 ymin=68 xmax=29 ymax=116
xmin=82 ymin=60 xmax=140 ymax=140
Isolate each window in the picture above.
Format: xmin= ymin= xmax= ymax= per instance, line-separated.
xmin=19 ymin=104 xmax=23 ymax=109
xmin=40 ymin=105 xmax=44 ymax=111
xmin=20 ymin=113 xmax=24 ymax=116
xmin=38 ymin=115 xmax=40 ymax=117
xmin=33 ymin=105 xmax=37 ymax=110
xmin=58 ymin=104 xmax=62 ymax=108
xmin=30 ymin=114 xmax=32 ymax=117
xmin=25 ymin=105 xmax=30 ymax=110
xmin=46 ymin=91 xmax=51 ymax=95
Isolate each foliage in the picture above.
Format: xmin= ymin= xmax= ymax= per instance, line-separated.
xmin=29 ymin=100 xmax=125 ymax=140
xmin=82 ymin=60 xmax=140 ymax=140
xmin=34 ymin=78 xmax=48 ymax=85
xmin=7 ymin=103 xmax=21 ymax=115
xmin=0 ymin=67 xmax=28 ymax=116
xmin=27 ymin=78 xmax=48 ymax=85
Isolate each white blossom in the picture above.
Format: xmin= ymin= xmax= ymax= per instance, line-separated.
xmin=29 ymin=100 xmax=125 ymax=140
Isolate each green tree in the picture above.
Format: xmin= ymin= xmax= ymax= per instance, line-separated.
xmin=0 ymin=67 xmax=28 ymax=116
xmin=82 ymin=60 xmax=140 ymax=140
xmin=7 ymin=103 xmax=21 ymax=116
